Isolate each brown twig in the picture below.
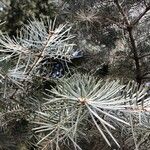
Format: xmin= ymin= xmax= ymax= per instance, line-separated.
xmin=131 ymin=5 xmax=150 ymax=26
xmin=141 ymin=71 xmax=150 ymax=78
xmin=114 ymin=0 xmax=130 ymax=26
xmin=139 ymin=53 xmax=150 ymax=59
xmin=127 ymin=26 xmax=142 ymax=85
xmin=9 ymin=31 xmax=54 ymax=99
xmin=114 ymin=0 xmax=142 ymax=85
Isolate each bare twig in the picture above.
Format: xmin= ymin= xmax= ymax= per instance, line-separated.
xmin=129 ymin=114 xmax=138 ymax=150
xmin=127 ymin=27 xmax=142 ymax=84
xmin=0 ymin=1 xmax=10 ymax=9
xmin=139 ymin=53 xmax=150 ymax=59
xmin=114 ymin=0 xmax=143 ymax=85
xmin=114 ymin=0 xmax=130 ymax=26
xmin=141 ymin=71 xmax=150 ymax=78
xmin=9 ymin=32 xmax=53 ymax=99
xmin=26 ymin=31 xmax=54 ymax=75
xmin=104 ymin=16 xmax=126 ymax=29
xmin=131 ymin=5 xmax=150 ymax=26
xmin=143 ymin=0 xmax=147 ymax=7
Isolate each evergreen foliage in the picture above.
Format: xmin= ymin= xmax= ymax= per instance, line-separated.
xmin=0 ymin=0 xmax=150 ymax=150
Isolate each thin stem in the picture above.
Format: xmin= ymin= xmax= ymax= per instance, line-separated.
xmin=114 ymin=0 xmax=130 ymax=26
xmin=139 ymin=53 xmax=150 ymax=59
xmin=9 ymin=31 xmax=54 ymax=99
xmin=131 ymin=5 xmax=150 ymax=26
xmin=141 ymin=71 xmax=150 ymax=78
xmin=27 ymin=31 xmax=54 ymax=75
xmin=129 ymin=114 xmax=138 ymax=150
xmin=127 ymin=27 xmax=142 ymax=85
xmin=114 ymin=0 xmax=143 ymax=85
